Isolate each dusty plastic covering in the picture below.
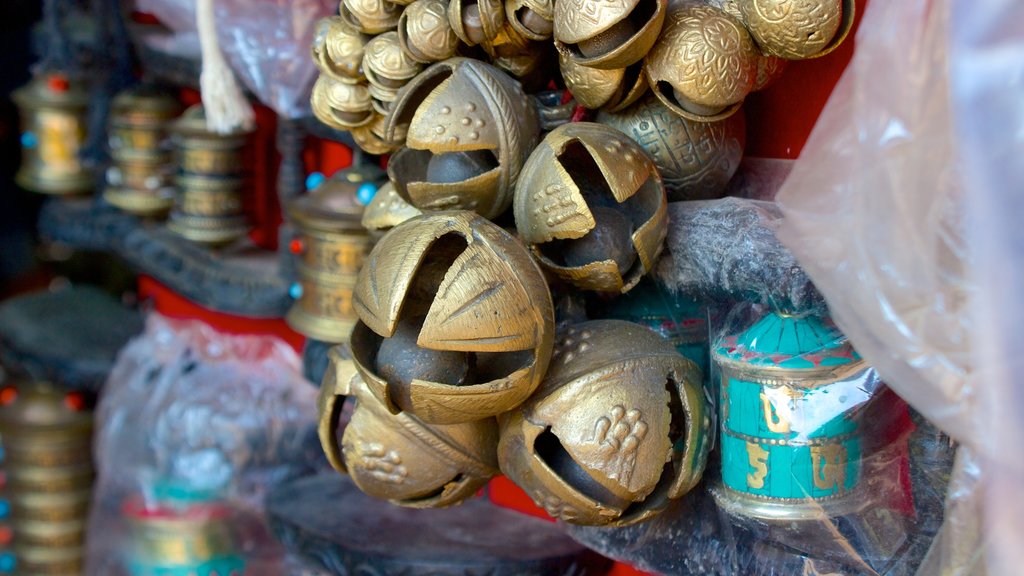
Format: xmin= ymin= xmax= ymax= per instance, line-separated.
xmin=775 ymin=0 xmax=1019 ymax=573
xmin=136 ymin=0 xmax=335 ymax=118
xmin=85 ymin=314 xmax=322 ymax=576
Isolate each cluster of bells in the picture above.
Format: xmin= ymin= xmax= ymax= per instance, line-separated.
xmin=12 ymin=73 xmax=254 ymax=248
xmin=302 ymin=0 xmax=855 ymax=527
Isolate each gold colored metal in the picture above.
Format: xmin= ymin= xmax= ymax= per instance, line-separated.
xmin=739 ymin=0 xmax=852 ymax=60
xmin=311 ymin=75 xmax=375 ymax=130
xmin=287 ymin=166 xmax=386 ymax=343
xmin=340 ymin=0 xmax=403 ymax=34
xmin=12 ymin=73 xmax=92 ymax=196
xmin=361 ymin=181 xmax=423 ymax=233
xmin=513 ymin=122 xmax=668 ymax=294
xmin=383 ymin=58 xmax=541 ymax=219
xmin=559 ymin=53 xmax=647 ymax=112
xmin=448 ymin=0 xmax=506 ymax=46
xmin=123 ymin=499 xmax=240 ymax=569
xmin=348 ymin=210 xmax=555 ymax=424
xmin=505 ymin=0 xmax=554 ymax=41
xmin=167 ymin=105 xmax=252 ymax=246
xmin=398 ymin=0 xmax=460 ymax=64
xmin=312 ymin=16 xmax=369 ymax=83
xmin=318 ymin=348 xmax=500 ymax=508
xmin=496 ymin=320 xmax=710 ymax=526
xmin=351 ymin=113 xmax=404 ymax=155
xmin=596 ymin=94 xmax=745 ymax=201
xmin=364 ymin=32 xmax=424 ymax=93
xmin=644 ymin=5 xmax=759 ymax=122
xmin=479 ymin=21 xmax=546 ymax=80
xmin=754 ymin=53 xmax=788 ymax=91
xmin=553 ymin=0 xmax=666 ymax=70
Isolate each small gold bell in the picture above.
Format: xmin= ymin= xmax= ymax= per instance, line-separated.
xmin=448 ymin=0 xmax=506 ymax=46
xmin=311 ymin=75 xmax=375 ymax=130
xmin=553 ymin=0 xmax=667 ymax=70
xmin=398 ymin=0 xmax=461 ymax=63
xmin=351 ymin=113 xmax=404 ymax=155
xmin=559 ymin=52 xmax=647 ymax=112
xmin=738 ymin=0 xmax=852 ymax=60
xmin=348 ymin=210 xmax=555 ymax=424
xmin=340 ymin=0 xmax=403 ymax=34
xmin=513 ymin=122 xmax=668 ymax=294
xmin=311 ymin=16 xmax=370 ymax=83
xmin=364 ymin=31 xmax=424 ymax=96
xmin=497 ymin=320 xmax=710 ymax=526
xmin=361 ymin=181 xmax=423 ymax=233
xmin=504 ymin=0 xmax=554 ymax=41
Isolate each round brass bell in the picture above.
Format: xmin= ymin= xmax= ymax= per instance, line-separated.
xmin=596 ymin=94 xmax=745 ymax=201
xmin=398 ymin=0 xmax=460 ymax=64
xmin=644 ymin=5 xmax=759 ymax=122
xmin=363 ymin=31 xmax=424 ymax=93
xmin=12 ymin=73 xmax=92 ymax=196
xmin=513 ymin=122 xmax=668 ymax=294
xmin=448 ymin=0 xmax=506 ymax=46
xmin=340 ymin=0 xmax=403 ymax=34
xmin=497 ymin=320 xmax=710 ymax=526
xmin=480 ymin=22 xmax=547 ymax=80
xmin=553 ymin=0 xmax=667 ymax=70
xmin=311 ymin=75 xmax=375 ymax=130
xmin=361 ymin=181 xmax=423 ymax=233
xmin=505 ymin=0 xmax=554 ymax=41
xmin=312 ymin=16 xmax=369 ymax=83
xmin=351 ymin=113 xmax=404 ymax=155
xmin=318 ymin=354 xmax=499 ymax=508
xmin=383 ymin=58 xmax=541 ymax=219
xmin=559 ymin=52 xmax=647 ymax=112
xmin=348 ymin=210 xmax=555 ymax=424
xmin=739 ymin=0 xmax=853 ymax=60
xmin=286 ymin=166 xmax=386 ymax=343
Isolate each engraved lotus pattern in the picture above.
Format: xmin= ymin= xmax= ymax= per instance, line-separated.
xmin=743 ymin=0 xmax=842 ymax=58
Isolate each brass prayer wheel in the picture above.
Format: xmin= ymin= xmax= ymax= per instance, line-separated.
xmin=286 ymin=166 xmax=386 ymax=343
xmin=0 ymin=381 xmax=95 ymax=575
xmin=384 ymin=58 xmax=541 ymax=219
xmin=12 ymin=73 xmax=92 ymax=196
xmin=349 ymin=210 xmax=555 ymax=424
xmin=738 ymin=0 xmax=854 ymax=60
xmin=398 ymin=0 xmax=461 ymax=64
xmin=497 ymin=320 xmax=710 ymax=526
xmin=103 ymin=86 xmax=182 ymax=217
xmin=318 ymin=350 xmax=499 ymax=508
xmin=167 ymin=105 xmax=252 ymax=246
xmin=597 ymin=94 xmax=746 ymax=201
xmin=553 ymin=0 xmax=666 ymax=70
xmin=311 ymin=16 xmax=369 ymax=83
xmin=645 ymin=5 xmax=759 ymax=122
xmin=513 ymin=122 xmax=668 ymax=294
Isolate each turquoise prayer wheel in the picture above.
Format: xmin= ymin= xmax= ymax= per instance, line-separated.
xmin=711 ymin=311 xmax=871 ymax=521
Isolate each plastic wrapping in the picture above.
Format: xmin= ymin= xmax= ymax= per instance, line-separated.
xmin=85 ymin=314 xmax=322 ymax=576
xmin=137 ymin=0 xmax=336 ymax=118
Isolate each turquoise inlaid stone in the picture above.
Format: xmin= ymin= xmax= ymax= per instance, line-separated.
xmin=0 ymin=551 xmax=13 ymax=573
xmin=129 ymin=555 xmax=244 ymax=576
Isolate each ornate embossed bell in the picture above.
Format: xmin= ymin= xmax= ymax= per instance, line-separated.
xmin=103 ymin=86 xmax=182 ymax=216
xmin=0 ymin=382 xmax=95 ymax=575
xmin=311 ymin=75 xmax=375 ymax=130
xmin=597 ymin=94 xmax=745 ymax=201
xmin=351 ymin=113 xmax=404 ymax=155
xmin=710 ymin=311 xmax=879 ymax=522
xmin=513 ymin=122 xmax=668 ymax=294
xmin=553 ymin=0 xmax=666 ymax=70
xmin=349 ymin=211 xmax=555 ymax=424
xmin=361 ymin=181 xmax=423 ymax=233
xmin=505 ymin=0 xmax=554 ymax=41
xmin=384 ymin=58 xmax=540 ymax=219
xmin=645 ymin=5 xmax=759 ymax=122
xmin=363 ymin=32 xmax=424 ymax=111
xmin=497 ymin=320 xmax=710 ymax=526
xmin=738 ymin=0 xmax=854 ymax=60
xmin=12 ymin=73 xmax=92 ymax=196
xmin=559 ymin=52 xmax=647 ymax=112
xmin=318 ymin=350 xmax=499 ymax=508
xmin=286 ymin=166 xmax=386 ymax=343
xmin=398 ymin=0 xmax=460 ymax=64
xmin=340 ymin=0 xmax=403 ymax=34
xmin=167 ymin=105 xmax=252 ymax=246
xmin=312 ymin=16 xmax=369 ymax=83
xmin=448 ymin=0 xmax=506 ymax=46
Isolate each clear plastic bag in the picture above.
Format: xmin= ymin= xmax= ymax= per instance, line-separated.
xmin=136 ymin=0 xmax=336 ymax=118
xmin=85 ymin=314 xmax=322 ymax=576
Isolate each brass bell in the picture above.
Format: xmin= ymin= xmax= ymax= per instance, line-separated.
xmin=384 ymin=58 xmax=541 ymax=219
xmin=504 ymin=0 xmax=554 ymax=41
xmin=311 ymin=75 xmax=375 ymax=130
xmin=318 ymin=349 xmax=499 ymax=508
xmin=349 ymin=210 xmax=555 ymax=424
xmin=12 ymin=73 xmax=92 ymax=196
xmin=596 ymin=94 xmax=745 ymax=201
xmin=363 ymin=31 xmax=424 ymax=106
xmin=553 ymin=0 xmax=667 ymax=70
xmin=340 ymin=0 xmax=403 ymax=34
xmin=754 ymin=53 xmax=788 ymax=91
xmin=167 ymin=105 xmax=252 ymax=246
xmin=559 ymin=52 xmax=647 ymax=112
xmin=103 ymin=86 xmax=182 ymax=216
xmin=738 ymin=0 xmax=854 ymax=60
xmin=497 ymin=320 xmax=710 ymax=526
xmin=311 ymin=16 xmax=369 ymax=83
xmin=398 ymin=0 xmax=461 ymax=64
xmin=448 ymin=0 xmax=506 ymax=46
xmin=286 ymin=166 xmax=386 ymax=343
xmin=513 ymin=122 xmax=668 ymax=294
xmin=645 ymin=5 xmax=759 ymax=122
xmin=361 ymin=181 xmax=423 ymax=233
xmin=351 ymin=113 xmax=404 ymax=155
xmin=480 ymin=21 xmax=548 ymax=81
